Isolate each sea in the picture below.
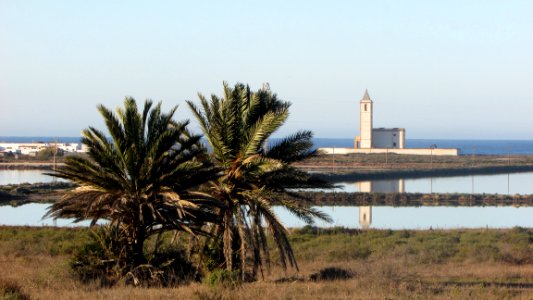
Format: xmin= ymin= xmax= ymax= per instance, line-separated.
xmin=1 ymin=137 xmax=533 ymax=155
xmin=311 ymin=138 xmax=533 ymax=155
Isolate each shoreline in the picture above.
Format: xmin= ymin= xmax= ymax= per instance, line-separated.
xmin=2 ymin=154 xmax=533 ymax=207
xmin=297 ymin=191 xmax=533 ymax=207
xmin=0 ymin=182 xmax=74 ymax=206
xmin=0 ymin=162 xmax=63 ymax=170
xmin=2 ymin=181 xmax=533 ymax=207
xmin=297 ymin=153 xmax=533 ymax=180
xmin=316 ymin=164 xmax=533 ymax=182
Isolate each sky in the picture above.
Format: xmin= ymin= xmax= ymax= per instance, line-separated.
xmin=1 ymin=0 xmax=532 ymax=139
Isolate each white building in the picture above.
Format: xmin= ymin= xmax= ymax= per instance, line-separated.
xmin=354 ymin=90 xmax=405 ymax=149
xmin=319 ymin=89 xmax=459 ymax=156
xmin=0 ymin=142 xmax=86 ymax=156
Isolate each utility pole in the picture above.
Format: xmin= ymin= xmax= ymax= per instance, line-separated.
xmin=430 ymin=149 xmax=433 ymax=169
xmin=507 ymin=147 xmax=511 ymax=195
xmin=332 ymin=147 xmax=335 ymax=173
xmin=53 ymin=139 xmax=58 ymax=171
xmin=508 ymin=173 xmax=510 ymax=195
xmin=429 ymin=144 xmax=436 ymax=169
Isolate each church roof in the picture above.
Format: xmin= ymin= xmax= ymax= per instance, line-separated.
xmin=361 ymin=89 xmax=372 ymax=101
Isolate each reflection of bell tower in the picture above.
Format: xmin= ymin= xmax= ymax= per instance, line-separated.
xmin=359 ymin=206 xmax=372 ymax=229
xmin=399 ymin=179 xmax=405 ymax=193
xmin=355 ymin=181 xmax=372 ymax=192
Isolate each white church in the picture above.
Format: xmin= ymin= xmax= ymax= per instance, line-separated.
xmin=354 ymin=90 xmax=405 ymax=149
xmin=320 ymin=90 xmax=459 ymax=156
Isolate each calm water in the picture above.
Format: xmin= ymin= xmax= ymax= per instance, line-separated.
xmin=0 ymin=203 xmax=93 ymax=227
xmin=2 ymin=170 xmax=533 ymax=229
xmin=2 ymin=137 xmax=532 ymax=228
xmin=1 ymin=203 xmax=532 ymax=229
xmin=338 ymin=172 xmax=533 ymax=195
xmin=0 ymin=170 xmax=60 ymax=185
xmin=3 ymin=170 xmax=533 ymax=195
xmin=312 ymin=138 xmax=533 ymax=155
xmin=274 ymin=206 xmax=533 ymax=229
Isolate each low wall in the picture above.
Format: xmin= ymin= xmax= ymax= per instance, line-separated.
xmin=318 ymin=147 xmax=459 ymax=156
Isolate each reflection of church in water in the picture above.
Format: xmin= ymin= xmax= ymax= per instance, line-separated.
xmin=356 ymin=179 xmax=405 ymax=228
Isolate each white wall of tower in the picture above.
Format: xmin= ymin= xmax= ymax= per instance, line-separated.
xmin=360 ymin=100 xmax=373 ymax=148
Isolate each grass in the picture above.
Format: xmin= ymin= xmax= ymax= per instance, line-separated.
xmin=1 ymin=226 xmax=533 ymax=299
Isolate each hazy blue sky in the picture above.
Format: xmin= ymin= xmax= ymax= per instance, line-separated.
xmin=1 ymin=1 xmax=532 ymax=139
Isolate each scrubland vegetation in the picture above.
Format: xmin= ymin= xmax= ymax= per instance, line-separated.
xmin=301 ymin=152 xmax=533 ymax=170
xmin=298 ymin=153 xmax=533 ymax=180
xmin=2 ymin=226 xmax=533 ymax=299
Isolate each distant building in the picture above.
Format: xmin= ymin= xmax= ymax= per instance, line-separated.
xmin=319 ymin=89 xmax=459 ymax=156
xmin=354 ymin=90 xmax=405 ymax=149
xmin=0 ymin=142 xmax=86 ymax=156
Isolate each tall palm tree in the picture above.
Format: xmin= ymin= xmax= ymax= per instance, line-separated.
xmin=46 ymin=98 xmax=218 ymax=267
xmin=187 ymin=82 xmax=331 ymax=280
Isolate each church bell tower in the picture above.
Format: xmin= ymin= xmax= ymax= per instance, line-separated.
xmin=359 ymin=89 xmax=373 ymax=149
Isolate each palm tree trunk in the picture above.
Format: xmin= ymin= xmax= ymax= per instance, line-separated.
xmin=131 ymin=236 xmax=146 ymax=266
xmin=223 ymin=210 xmax=233 ymax=271
xmin=129 ymin=212 xmax=147 ymax=267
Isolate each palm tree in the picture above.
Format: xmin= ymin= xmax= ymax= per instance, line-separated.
xmin=187 ymin=82 xmax=331 ymax=280
xmin=46 ymin=98 xmax=218 ymax=268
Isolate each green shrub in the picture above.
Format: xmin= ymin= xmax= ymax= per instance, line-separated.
xmin=142 ymin=246 xmax=201 ymax=286
xmin=204 ymin=269 xmax=241 ymax=288
xmin=70 ymin=225 xmax=200 ymax=287
xmin=70 ymin=225 xmax=125 ymax=286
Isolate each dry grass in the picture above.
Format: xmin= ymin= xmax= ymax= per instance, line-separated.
xmin=2 ymin=227 xmax=533 ymax=299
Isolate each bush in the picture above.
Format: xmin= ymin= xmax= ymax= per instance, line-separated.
xmin=35 ymin=147 xmax=63 ymax=160
xmin=0 ymin=280 xmax=30 ymax=300
xmin=204 ymin=269 xmax=241 ymax=288
xmin=70 ymin=226 xmax=125 ymax=286
xmin=70 ymin=225 xmax=200 ymax=287
xmin=141 ymin=246 xmax=201 ymax=286
xmin=309 ymin=267 xmax=353 ymax=281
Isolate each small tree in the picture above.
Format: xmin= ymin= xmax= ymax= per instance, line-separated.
xmin=36 ymin=146 xmax=63 ymax=160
